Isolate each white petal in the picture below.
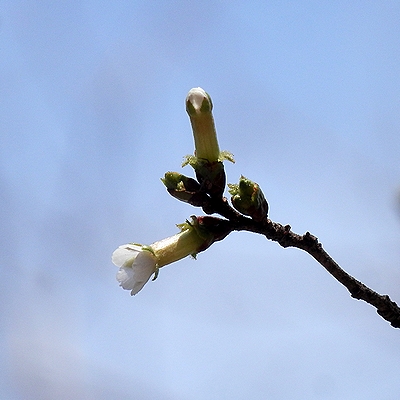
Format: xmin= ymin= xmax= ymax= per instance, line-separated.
xmin=186 ymin=87 xmax=210 ymax=113
xmin=116 ymin=250 xmax=157 ymax=295
xmin=112 ymin=244 xmax=142 ymax=268
xmin=116 ymin=266 xmax=135 ymax=290
xmin=130 ymin=252 xmax=157 ymax=295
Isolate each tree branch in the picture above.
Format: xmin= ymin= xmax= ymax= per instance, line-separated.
xmin=175 ymin=86 xmax=400 ymax=328
xmin=204 ymin=196 xmax=400 ymax=328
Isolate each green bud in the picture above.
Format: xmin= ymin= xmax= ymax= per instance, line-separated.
xmin=228 ymin=176 xmax=269 ymax=221
xmin=162 ymin=171 xmax=208 ymax=206
xmin=162 ymin=171 xmax=200 ymax=191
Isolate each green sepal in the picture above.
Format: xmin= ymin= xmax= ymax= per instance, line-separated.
xmin=182 ymin=151 xmax=235 ymax=167
xmin=152 ymin=266 xmax=160 ymax=281
xmin=138 ymin=244 xmax=155 ymax=257
xmin=177 ymin=215 xmax=232 ymax=254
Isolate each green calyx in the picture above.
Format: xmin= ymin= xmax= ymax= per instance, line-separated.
xmin=182 ymin=151 xmax=235 ymax=168
xmin=175 ymin=216 xmax=214 ymax=256
xmin=177 ymin=215 xmax=232 ymax=253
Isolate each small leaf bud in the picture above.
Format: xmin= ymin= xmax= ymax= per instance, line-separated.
xmin=228 ymin=176 xmax=269 ymax=221
xmin=161 ymin=172 xmax=208 ymax=206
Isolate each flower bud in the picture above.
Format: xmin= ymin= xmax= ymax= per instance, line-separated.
xmin=186 ymin=87 xmax=220 ymax=162
xmin=228 ymin=176 xmax=269 ymax=221
xmin=162 ymin=171 xmax=201 ymax=192
xmin=161 ymin=171 xmax=208 ymax=206
xmin=184 ymin=88 xmax=234 ymax=198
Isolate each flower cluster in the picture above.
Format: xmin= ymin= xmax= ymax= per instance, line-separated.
xmin=112 ymin=87 xmax=268 ymax=295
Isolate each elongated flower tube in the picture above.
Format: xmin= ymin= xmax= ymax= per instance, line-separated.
xmin=186 ymin=87 xmax=220 ymax=162
xmin=184 ymin=88 xmax=234 ymax=198
xmin=112 ymin=216 xmax=232 ymax=295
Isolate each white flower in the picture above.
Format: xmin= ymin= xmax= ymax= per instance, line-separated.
xmin=112 ymin=244 xmax=157 ymax=295
xmin=112 ymin=216 xmax=232 ymax=296
xmin=112 ymin=217 xmax=211 ymax=295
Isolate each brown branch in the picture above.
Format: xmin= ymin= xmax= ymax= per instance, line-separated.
xmin=204 ymin=196 xmax=400 ymax=328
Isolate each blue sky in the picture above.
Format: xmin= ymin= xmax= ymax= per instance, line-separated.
xmin=1 ymin=1 xmax=400 ymax=399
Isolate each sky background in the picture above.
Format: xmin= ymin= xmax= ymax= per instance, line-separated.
xmin=1 ymin=1 xmax=400 ymax=399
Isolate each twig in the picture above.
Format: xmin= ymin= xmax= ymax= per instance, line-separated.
xmin=177 ymin=86 xmax=400 ymax=328
xmin=205 ymin=196 xmax=400 ymax=328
